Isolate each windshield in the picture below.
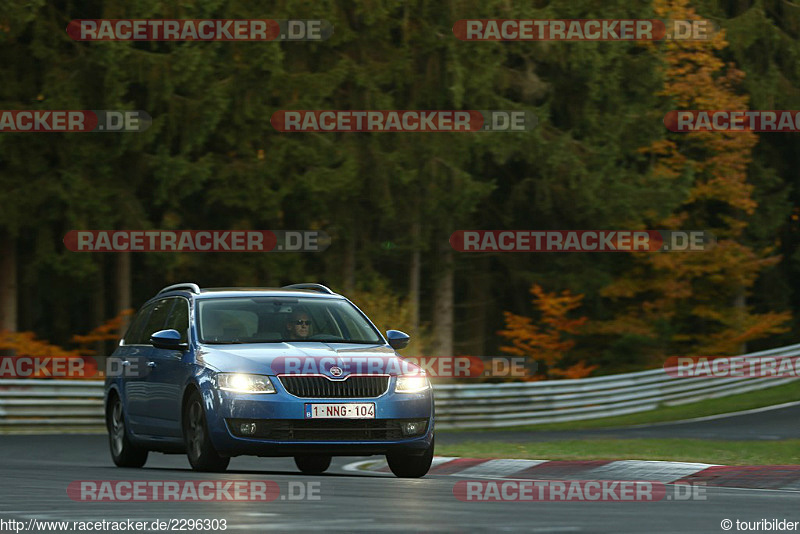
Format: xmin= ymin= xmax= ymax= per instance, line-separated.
xmin=197 ymin=297 xmax=383 ymax=344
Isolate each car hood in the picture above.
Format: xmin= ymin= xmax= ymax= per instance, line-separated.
xmin=197 ymin=342 xmax=411 ymax=376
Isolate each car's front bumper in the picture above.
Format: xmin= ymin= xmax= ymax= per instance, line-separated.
xmin=201 ymin=376 xmax=434 ymax=457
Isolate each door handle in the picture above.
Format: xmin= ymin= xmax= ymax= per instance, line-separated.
xmin=121 ymin=360 xmax=131 ymax=367
xmin=147 ymin=361 xmax=157 ymax=368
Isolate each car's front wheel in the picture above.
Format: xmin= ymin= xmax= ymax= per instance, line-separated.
xmin=107 ymin=394 xmax=148 ymax=468
xmin=294 ymin=455 xmax=332 ymax=475
xmin=386 ymin=436 xmax=434 ymax=478
xmin=183 ymin=391 xmax=230 ymax=472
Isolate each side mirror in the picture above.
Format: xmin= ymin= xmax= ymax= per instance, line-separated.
xmin=386 ymin=330 xmax=410 ymax=350
xmin=150 ymin=329 xmax=188 ymax=351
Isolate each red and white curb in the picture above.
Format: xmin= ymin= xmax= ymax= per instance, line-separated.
xmin=343 ymin=457 xmax=800 ymax=490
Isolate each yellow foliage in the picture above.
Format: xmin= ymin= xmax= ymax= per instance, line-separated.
xmin=599 ymin=0 xmax=791 ymax=357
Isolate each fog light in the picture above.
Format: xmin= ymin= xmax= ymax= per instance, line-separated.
xmin=240 ymin=422 xmax=257 ymax=436
xmin=401 ymin=420 xmax=427 ymax=436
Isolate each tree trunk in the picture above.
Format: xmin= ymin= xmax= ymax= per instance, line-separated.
xmin=0 ymin=231 xmax=18 ymax=333
xmin=343 ymin=231 xmax=356 ymax=294
xmin=409 ymin=220 xmax=421 ymax=334
xmin=116 ymin=252 xmax=132 ymax=338
xmin=432 ymin=242 xmax=454 ymax=356
xmin=461 ymin=258 xmax=489 ymax=356
xmin=93 ymin=258 xmax=106 ymax=356
xmin=734 ymin=289 xmax=746 ymax=354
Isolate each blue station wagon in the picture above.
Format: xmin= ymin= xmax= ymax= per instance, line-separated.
xmin=105 ymin=283 xmax=435 ymax=477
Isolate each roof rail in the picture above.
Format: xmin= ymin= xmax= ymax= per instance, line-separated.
xmin=158 ymin=283 xmax=201 ymax=295
xmin=282 ymin=283 xmax=335 ymax=295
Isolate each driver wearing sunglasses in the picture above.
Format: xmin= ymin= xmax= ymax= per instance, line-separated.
xmin=286 ymin=312 xmax=313 ymax=340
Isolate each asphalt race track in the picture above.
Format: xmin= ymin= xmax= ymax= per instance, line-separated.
xmin=0 ymin=430 xmax=798 ymax=533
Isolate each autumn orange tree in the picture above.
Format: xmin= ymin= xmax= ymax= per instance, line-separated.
xmin=0 ymin=331 xmax=90 ymax=378
xmin=0 ymin=310 xmax=133 ymax=379
xmin=0 ymin=331 xmax=84 ymax=359
xmin=72 ymin=309 xmax=134 ymax=356
xmin=596 ymin=0 xmax=790 ymax=363
xmin=498 ymin=284 xmax=594 ymax=379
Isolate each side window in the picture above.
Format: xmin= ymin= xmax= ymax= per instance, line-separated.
xmin=123 ymin=303 xmax=155 ymax=345
xmin=141 ymin=299 xmax=174 ymax=344
xmin=164 ymin=298 xmax=190 ymax=343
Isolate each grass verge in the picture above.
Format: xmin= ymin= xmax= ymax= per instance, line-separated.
xmin=436 ymin=439 xmax=800 ymax=465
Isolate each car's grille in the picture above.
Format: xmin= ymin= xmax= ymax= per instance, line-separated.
xmin=278 ymin=375 xmax=389 ymax=398
xmin=227 ymin=418 xmax=427 ymax=441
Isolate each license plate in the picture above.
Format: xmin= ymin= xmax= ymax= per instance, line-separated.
xmin=304 ymin=403 xmax=375 ymax=419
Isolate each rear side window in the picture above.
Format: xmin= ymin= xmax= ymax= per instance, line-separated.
xmin=164 ymin=298 xmax=190 ymax=343
xmin=141 ymin=299 xmax=174 ymax=344
xmin=123 ymin=302 xmax=155 ymax=345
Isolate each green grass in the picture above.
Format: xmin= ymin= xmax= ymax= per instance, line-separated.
xmin=438 ymin=379 xmax=800 ymax=432
xmin=437 ymin=439 xmax=800 ymax=465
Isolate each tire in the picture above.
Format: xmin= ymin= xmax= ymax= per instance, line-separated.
xmin=183 ymin=391 xmax=230 ymax=472
xmin=294 ymin=455 xmax=332 ymax=475
xmin=386 ymin=436 xmax=434 ymax=478
xmin=107 ymin=394 xmax=148 ymax=468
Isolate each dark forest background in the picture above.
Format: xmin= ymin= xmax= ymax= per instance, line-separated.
xmin=2 ymin=0 xmax=799 ymax=376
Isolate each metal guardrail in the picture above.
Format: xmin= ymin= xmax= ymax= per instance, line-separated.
xmin=0 ymin=379 xmax=105 ymax=432
xmin=434 ymin=343 xmax=800 ymax=429
xmin=1 ymin=343 xmax=798 ymax=432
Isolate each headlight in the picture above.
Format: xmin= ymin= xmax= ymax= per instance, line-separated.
xmin=395 ymin=374 xmax=430 ymax=393
xmin=216 ymin=373 xmax=276 ymax=394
